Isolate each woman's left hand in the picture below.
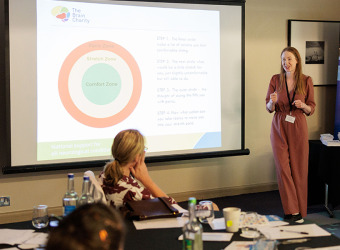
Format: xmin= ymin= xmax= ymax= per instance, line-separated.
xmin=293 ymin=100 xmax=305 ymax=109
xmin=293 ymin=99 xmax=311 ymax=114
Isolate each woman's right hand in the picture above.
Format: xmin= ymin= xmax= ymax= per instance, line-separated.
xmin=266 ymin=91 xmax=277 ymax=112
xmin=130 ymin=152 xmax=168 ymax=198
xmin=269 ymin=91 xmax=277 ymax=104
xmin=130 ymin=152 xmax=151 ymax=184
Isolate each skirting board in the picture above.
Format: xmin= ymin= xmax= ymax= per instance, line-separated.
xmin=0 ymin=182 xmax=278 ymax=224
xmin=0 ymin=206 xmax=63 ymax=224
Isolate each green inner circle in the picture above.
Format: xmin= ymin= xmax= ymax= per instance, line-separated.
xmin=82 ymin=63 xmax=121 ymax=105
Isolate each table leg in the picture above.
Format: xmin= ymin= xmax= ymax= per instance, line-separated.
xmin=325 ymin=183 xmax=334 ymax=218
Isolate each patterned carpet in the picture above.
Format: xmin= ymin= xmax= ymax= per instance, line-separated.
xmin=305 ymin=210 xmax=340 ymax=226
xmin=305 ymin=210 xmax=340 ymax=239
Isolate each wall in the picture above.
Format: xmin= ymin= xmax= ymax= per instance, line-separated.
xmin=1 ymin=0 xmax=339 ymax=222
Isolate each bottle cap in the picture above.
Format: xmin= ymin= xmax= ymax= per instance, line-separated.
xmin=188 ymin=197 xmax=197 ymax=205
xmin=83 ymin=176 xmax=90 ymax=181
xmin=68 ymin=173 xmax=74 ymax=178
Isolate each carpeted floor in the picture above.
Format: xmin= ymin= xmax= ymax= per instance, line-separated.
xmin=305 ymin=210 xmax=340 ymax=226
xmin=178 ymin=190 xmax=285 ymax=215
xmin=305 ymin=210 xmax=340 ymax=239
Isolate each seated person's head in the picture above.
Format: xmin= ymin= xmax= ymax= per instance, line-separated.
xmin=46 ymin=203 xmax=125 ymax=250
xmin=111 ymin=129 xmax=144 ymax=165
xmin=104 ymin=129 xmax=145 ymax=185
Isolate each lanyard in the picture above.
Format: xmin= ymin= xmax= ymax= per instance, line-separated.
xmin=285 ymin=76 xmax=296 ymax=114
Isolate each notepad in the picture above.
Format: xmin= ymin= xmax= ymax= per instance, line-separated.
xmin=258 ymin=224 xmax=331 ymax=240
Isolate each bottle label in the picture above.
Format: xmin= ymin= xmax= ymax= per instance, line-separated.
xmin=183 ymin=239 xmax=193 ymax=250
xmin=63 ymin=205 xmax=76 ymax=216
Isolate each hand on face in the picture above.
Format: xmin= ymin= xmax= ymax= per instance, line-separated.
xmin=129 ymin=151 xmax=150 ymax=182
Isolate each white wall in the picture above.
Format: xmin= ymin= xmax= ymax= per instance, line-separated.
xmin=0 ymin=0 xmax=339 ymax=220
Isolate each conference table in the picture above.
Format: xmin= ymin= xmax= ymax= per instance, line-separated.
xmin=2 ymin=212 xmax=340 ymax=250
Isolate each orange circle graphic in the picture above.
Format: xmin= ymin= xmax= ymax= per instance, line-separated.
xmin=58 ymin=40 xmax=142 ymax=128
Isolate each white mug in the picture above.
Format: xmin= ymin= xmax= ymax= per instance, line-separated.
xmin=223 ymin=207 xmax=241 ymax=233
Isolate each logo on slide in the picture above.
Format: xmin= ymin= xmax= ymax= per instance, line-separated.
xmin=51 ymin=6 xmax=70 ymax=22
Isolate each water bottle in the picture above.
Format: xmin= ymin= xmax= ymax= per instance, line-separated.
xmin=62 ymin=173 xmax=79 ymax=217
xmin=78 ymin=175 xmax=94 ymax=206
xmin=182 ymin=197 xmax=203 ymax=250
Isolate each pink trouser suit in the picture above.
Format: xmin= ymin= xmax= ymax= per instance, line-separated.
xmin=266 ymin=74 xmax=316 ymax=217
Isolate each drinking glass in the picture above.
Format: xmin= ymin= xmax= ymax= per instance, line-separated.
xmin=253 ymin=236 xmax=278 ymax=250
xmin=32 ymin=205 xmax=49 ymax=229
xmin=240 ymin=211 xmax=261 ymax=239
xmin=196 ymin=200 xmax=214 ymax=224
xmin=253 ymin=232 xmax=278 ymax=250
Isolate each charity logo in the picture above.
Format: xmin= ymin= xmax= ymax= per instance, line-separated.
xmin=51 ymin=6 xmax=70 ymax=22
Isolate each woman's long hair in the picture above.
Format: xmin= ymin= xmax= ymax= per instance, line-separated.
xmin=104 ymin=129 xmax=145 ymax=186
xmin=279 ymin=47 xmax=306 ymax=95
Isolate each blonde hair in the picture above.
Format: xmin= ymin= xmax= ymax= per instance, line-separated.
xmin=104 ymin=129 xmax=145 ymax=186
xmin=279 ymin=47 xmax=306 ymax=95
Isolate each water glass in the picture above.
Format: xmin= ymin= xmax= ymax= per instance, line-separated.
xmin=32 ymin=205 xmax=49 ymax=229
xmin=253 ymin=236 xmax=278 ymax=250
xmin=240 ymin=211 xmax=261 ymax=239
xmin=197 ymin=200 xmax=214 ymax=223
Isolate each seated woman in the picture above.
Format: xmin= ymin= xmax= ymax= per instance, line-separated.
xmin=99 ymin=129 xmax=176 ymax=209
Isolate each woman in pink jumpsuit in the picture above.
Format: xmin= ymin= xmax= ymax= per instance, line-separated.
xmin=266 ymin=47 xmax=316 ymax=223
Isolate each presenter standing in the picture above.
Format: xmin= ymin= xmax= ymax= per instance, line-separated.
xmin=266 ymin=47 xmax=316 ymax=223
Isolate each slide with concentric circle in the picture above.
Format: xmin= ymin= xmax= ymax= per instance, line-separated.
xmin=36 ymin=0 xmax=222 ymax=162
xmin=58 ymin=40 xmax=142 ymax=128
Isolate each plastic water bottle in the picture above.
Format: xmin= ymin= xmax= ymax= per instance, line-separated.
xmin=182 ymin=197 xmax=203 ymax=250
xmin=62 ymin=173 xmax=79 ymax=216
xmin=78 ymin=175 xmax=94 ymax=206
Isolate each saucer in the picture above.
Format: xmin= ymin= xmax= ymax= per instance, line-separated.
xmin=240 ymin=232 xmax=260 ymax=238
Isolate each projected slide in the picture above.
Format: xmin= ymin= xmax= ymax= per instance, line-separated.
xmin=36 ymin=0 xmax=221 ymax=162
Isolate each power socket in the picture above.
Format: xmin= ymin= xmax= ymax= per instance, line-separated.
xmin=0 ymin=196 xmax=10 ymax=207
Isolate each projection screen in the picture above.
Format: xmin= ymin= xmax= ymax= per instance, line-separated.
xmin=1 ymin=0 xmax=247 ymax=173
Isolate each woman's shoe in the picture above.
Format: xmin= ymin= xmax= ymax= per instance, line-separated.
xmin=291 ymin=213 xmax=304 ymax=223
xmin=283 ymin=214 xmax=292 ymax=221
xmin=283 ymin=213 xmax=304 ymax=223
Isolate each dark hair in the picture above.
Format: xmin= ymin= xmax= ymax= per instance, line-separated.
xmin=46 ymin=203 xmax=125 ymax=250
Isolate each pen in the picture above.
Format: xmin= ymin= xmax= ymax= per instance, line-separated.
xmin=281 ymin=238 xmax=310 ymax=245
xmin=280 ymin=229 xmax=309 ymax=235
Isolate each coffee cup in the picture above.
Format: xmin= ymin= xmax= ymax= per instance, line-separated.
xmin=223 ymin=207 xmax=241 ymax=233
